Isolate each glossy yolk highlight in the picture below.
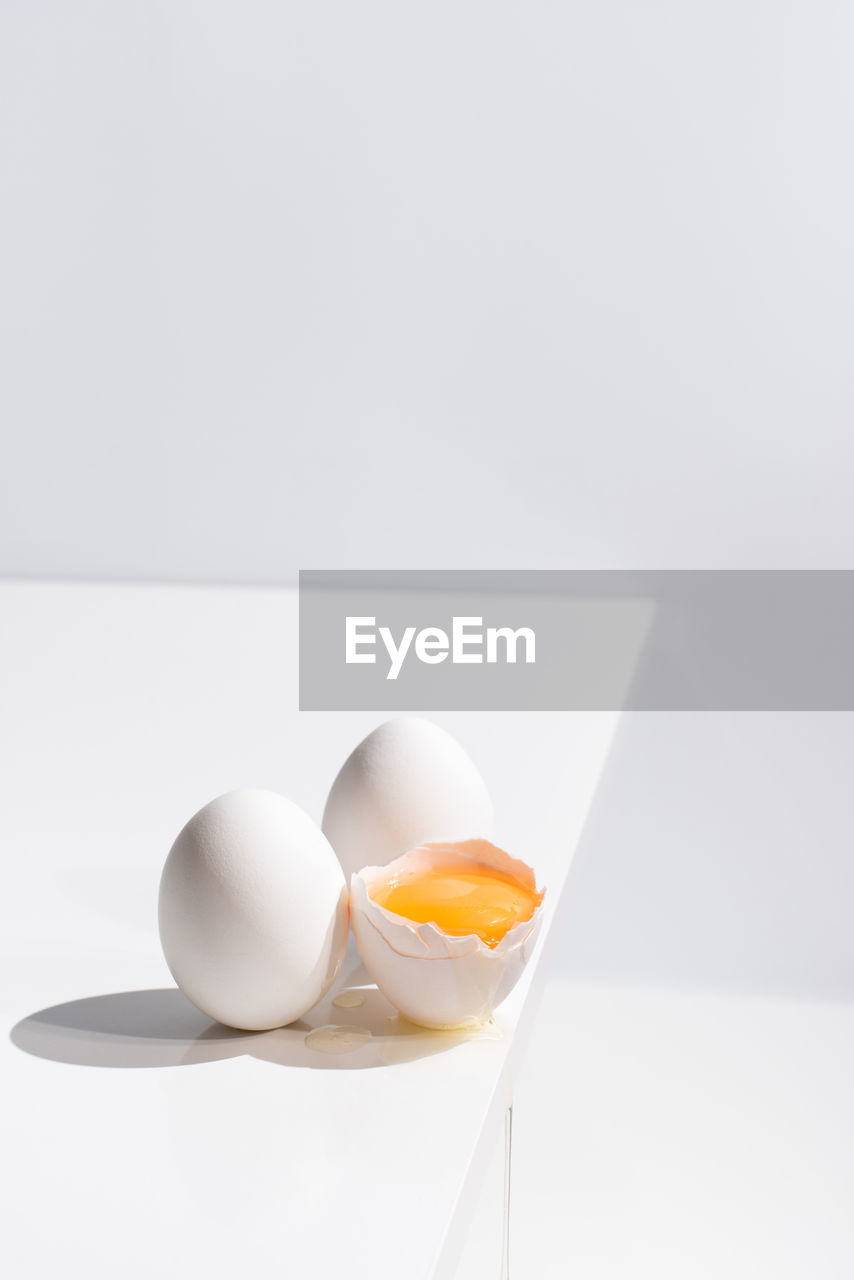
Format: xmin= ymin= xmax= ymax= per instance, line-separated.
xmin=372 ymin=862 xmax=542 ymax=948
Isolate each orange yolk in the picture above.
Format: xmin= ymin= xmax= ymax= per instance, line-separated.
xmin=372 ymin=862 xmax=543 ymax=948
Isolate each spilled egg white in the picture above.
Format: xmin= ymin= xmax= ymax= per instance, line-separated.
xmin=159 ymin=789 xmax=349 ymax=1031
xmin=350 ymin=839 xmax=545 ymax=1030
xmin=322 ymin=717 xmax=495 ymax=882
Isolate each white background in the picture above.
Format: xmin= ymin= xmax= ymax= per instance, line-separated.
xmin=555 ymin=710 xmax=854 ymax=996
xmin=2 ymin=1 xmax=853 ymax=579
xmin=2 ymin=5 xmax=853 ymax=1275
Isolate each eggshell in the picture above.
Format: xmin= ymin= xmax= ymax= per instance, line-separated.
xmin=158 ymin=789 xmax=349 ymax=1031
xmin=350 ymin=839 xmax=544 ymax=1029
xmin=322 ymin=718 xmax=495 ymax=882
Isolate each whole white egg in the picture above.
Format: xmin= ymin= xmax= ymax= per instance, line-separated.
xmin=158 ymin=789 xmax=349 ymax=1030
xmin=321 ymin=717 xmax=495 ymax=881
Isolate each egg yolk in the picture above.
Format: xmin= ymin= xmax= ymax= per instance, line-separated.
xmin=372 ymin=862 xmax=542 ymax=948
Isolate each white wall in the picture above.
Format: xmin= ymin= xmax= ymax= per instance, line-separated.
xmin=554 ymin=711 xmax=854 ymax=999
xmin=2 ymin=2 xmax=854 ymax=581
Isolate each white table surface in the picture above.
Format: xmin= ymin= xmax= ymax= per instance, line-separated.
xmin=0 ymin=581 xmax=618 ymax=1280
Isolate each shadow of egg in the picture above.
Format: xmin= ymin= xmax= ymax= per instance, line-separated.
xmin=10 ymin=983 xmax=499 ymax=1072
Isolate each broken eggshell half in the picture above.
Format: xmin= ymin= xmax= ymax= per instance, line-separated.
xmin=350 ymin=838 xmax=545 ymax=1030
